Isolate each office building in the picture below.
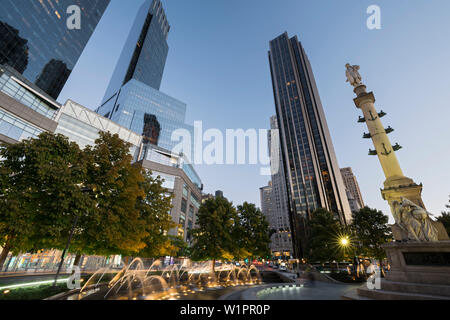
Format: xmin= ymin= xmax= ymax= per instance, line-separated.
xmin=102 ymin=0 xmax=169 ymax=100
xmin=215 ymin=190 xmax=224 ymax=198
xmin=202 ymin=190 xmax=226 ymax=203
xmin=341 ymin=167 xmax=365 ymax=211
xmin=54 ymin=99 xmax=142 ymax=158
xmin=0 ymin=64 xmax=60 ymax=144
xmin=97 ymin=0 xmax=192 ymax=152
xmin=346 ymin=189 xmax=361 ymax=213
xmin=138 ymin=144 xmax=202 ymax=243
xmin=260 ymin=181 xmax=292 ymax=259
xmin=268 ymin=115 xmax=293 ymax=258
xmin=0 ymin=0 xmax=110 ymax=99
xmin=260 ymin=183 xmax=274 ymax=228
xmin=97 ymin=80 xmax=193 ymax=151
xmin=268 ymin=32 xmax=351 ymax=258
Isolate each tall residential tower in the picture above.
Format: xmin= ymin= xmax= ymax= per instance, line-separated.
xmin=268 ymin=32 xmax=351 ymax=258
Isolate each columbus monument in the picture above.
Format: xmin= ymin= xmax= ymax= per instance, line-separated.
xmin=345 ymin=64 xmax=450 ymax=300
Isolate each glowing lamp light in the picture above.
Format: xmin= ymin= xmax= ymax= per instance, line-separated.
xmin=340 ymin=237 xmax=350 ymax=247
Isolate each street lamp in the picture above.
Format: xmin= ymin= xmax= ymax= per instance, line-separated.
xmin=339 ymin=237 xmax=350 ymax=247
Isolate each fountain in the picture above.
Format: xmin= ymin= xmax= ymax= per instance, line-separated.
xmin=66 ymin=258 xmax=262 ymax=300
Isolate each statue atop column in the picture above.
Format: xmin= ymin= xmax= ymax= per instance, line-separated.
xmin=345 ymin=63 xmax=449 ymax=242
xmin=344 ymin=63 xmax=450 ymax=301
xmin=345 ymin=63 xmax=363 ymax=87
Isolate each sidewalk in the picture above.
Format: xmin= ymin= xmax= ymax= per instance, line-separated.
xmin=271 ymin=269 xmax=300 ymax=283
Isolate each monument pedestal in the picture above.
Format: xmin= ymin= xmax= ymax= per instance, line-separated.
xmin=348 ymin=242 xmax=450 ymax=300
xmin=383 ymin=242 xmax=450 ymax=285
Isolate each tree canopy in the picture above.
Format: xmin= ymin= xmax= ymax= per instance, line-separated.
xmin=306 ymin=208 xmax=353 ymax=263
xmin=190 ymin=197 xmax=271 ymax=270
xmin=351 ymin=206 xmax=392 ymax=262
xmin=0 ymin=133 xmax=91 ymax=270
xmin=235 ymin=202 xmax=270 ymax=260
xmin=190 ymin=196 xmax=237 ymax=267
xmin=0 ymin=132 xmax=177 ymax=269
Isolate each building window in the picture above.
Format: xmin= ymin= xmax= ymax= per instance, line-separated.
xmin=183 ymin=183 xmax=189 ymax=198
xmin=190 ymin=194 xmax=200 ymax=209
xmin=181 ymin=198 xmax=187 ymax=213
xmin=0 ymin=74 xmax=58 ymax=120
xmin=151 ymin=171 xmax=175 ymax=190
xmin=179 ymin=215 xmax=185 ymax=227
xmin=0 ymin=108 xmax=43 ymax=141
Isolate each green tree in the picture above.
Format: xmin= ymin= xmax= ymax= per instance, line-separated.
xmin=437 ymin=195 xmax=450 ymax=236
xmin=437 ymin=213 xmax=450 ymax=236
xmin=165 ymin=236 xmax=190 ymax=258
xmin=0 ymin=133 xmax=91 ymax=270
xmin=69 ymin=134 xmax=176 ymax=263
xmin=307 ymin=208 xmax=350 ymax=263
xmin=70 ymin=132 xmax=150 ymax=258
xmin=0 ymin=160 xmax=29 ymax=270
xmin=134 ymin=172 xmax=177 ymax=258
xmin=0 ymin=132 xmax=177 ymax=270
xmin=190 ymin=197 xmax=237 ymax=272
xmin=235 ymin=202 xmax=270 ymax=260
xmin=351 ymin=206 xmax=392 ymax=265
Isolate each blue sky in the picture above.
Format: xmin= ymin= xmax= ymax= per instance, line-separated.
xmin=59 ymin=0 xmax=450 ymax=222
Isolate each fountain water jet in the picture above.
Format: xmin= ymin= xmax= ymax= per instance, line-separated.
xmin=75 ymin=259 xmax=263 ymax=300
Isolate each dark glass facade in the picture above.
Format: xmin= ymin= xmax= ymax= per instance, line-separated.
xmin=143 ymin=113 xmax=161 ymax=145
xmin=268 ymin=33 xmax=351 ymax=258
xmin=97 ymin=79 xmax=193 ymax=152
xmin=97 ymin=0 xmax=192 ymax=153
xmin=0 ymin=22 xmax=29 ymax=74
xmin=35 ymin=59 xmax=71 ymax=100
xmin=102 ymin=0 xmax=170 ymax=103
xmin=0 ymin=0 xmax=110 ymax=99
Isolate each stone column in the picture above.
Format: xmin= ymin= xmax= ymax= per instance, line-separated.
xmin=352 ymin=84 xmax=425 ymax=209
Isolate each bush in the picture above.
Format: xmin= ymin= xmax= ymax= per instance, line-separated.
xmin=0 ymin=283 xmax=68 ymax=300
xmin=0 ymin=274 xmax=118 ymax=300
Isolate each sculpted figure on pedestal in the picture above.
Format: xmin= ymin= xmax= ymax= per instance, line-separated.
xmin=391 ymin=198 xmax=439 ymax=242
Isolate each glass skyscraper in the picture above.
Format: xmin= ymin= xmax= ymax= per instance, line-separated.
xmin=98 ymin=79 xmax=193 ymax=151
xmin=0 ymin=0 xmax=110 ymax=99
xmin=268 ymin=32 xmax=351 ymax=258
xmin=102 ymin=0 xmax=170 ymax=102
xmin=97 ymin=0 xmax=193 ymax=153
